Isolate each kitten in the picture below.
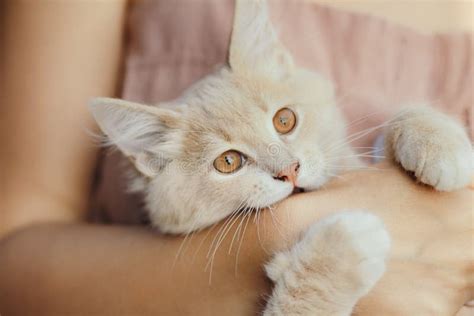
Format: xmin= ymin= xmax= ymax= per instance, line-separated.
xmin=89 ymin=0 xmax=472 ymax=314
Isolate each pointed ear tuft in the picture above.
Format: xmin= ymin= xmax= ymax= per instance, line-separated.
xmin=229 ymin=0 xmax=294 ymax=80
xmin=89 ymin=98 xmax=181 ymax=176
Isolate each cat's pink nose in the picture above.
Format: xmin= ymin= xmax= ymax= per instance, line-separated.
xmin=276 ymin=162 xmax=300 ymax=186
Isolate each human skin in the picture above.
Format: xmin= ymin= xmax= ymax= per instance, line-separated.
xmin=0 ymin=0 xmax=126 ymax=237
xmin=0 ymin=1 xmax=472 ymax=315
xmin=0 ymin=163 xmax=472 ymax=315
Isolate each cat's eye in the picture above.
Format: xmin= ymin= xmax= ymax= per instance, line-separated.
xmin=213 ymin=150 xmax=244 ymax=174
xmin=273 ymin=108 xmax=296 ymax=134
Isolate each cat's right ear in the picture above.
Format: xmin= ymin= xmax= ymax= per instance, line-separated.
xmin=229 ymin=0 xmax=294 ymax=80
xmin=89 ymin=98 xmax=182 ymax=176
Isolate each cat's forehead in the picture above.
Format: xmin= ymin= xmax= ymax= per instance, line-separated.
xmin=184 ymin=97 xmax=268 ymax=144
xmin=182 ymin=68 xmax=290 ymax=113
xmin=179 ymin=70 xmax=284 ymax=154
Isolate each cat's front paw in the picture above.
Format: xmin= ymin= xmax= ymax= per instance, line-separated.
xmin=263 ymin=211 xmax=390 ymax=315
xmin=267 ymin=211 xmax=390 ymax=297
xmin=387 ymin=106 xmax=472 ymax=191
xmin=313 ymin=212 xmax=391 ymax=295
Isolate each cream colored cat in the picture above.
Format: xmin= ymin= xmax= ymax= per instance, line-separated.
xmin=89 ymin=0 xmax=472 ymax=315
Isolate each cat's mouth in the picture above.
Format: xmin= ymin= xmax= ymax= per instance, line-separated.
xmin=292 ymin=187 xmax=305 ymax=194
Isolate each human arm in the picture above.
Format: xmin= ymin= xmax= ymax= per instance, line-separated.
xmin=0 ymin=162 xmax=472 ymax=315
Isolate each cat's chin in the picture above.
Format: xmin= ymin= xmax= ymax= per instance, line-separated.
xmin=258 ymin=185 xmax=295 ymax=208
xmin=256 ymin=187 xmax=305 ymax=211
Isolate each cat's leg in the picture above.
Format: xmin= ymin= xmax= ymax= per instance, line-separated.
xmin=263 ymin=211 xmax=390 ymax=316
xmin=385 ymin=105 xmax=472 ymax=191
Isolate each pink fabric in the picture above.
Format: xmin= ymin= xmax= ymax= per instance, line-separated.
xmin=91 ymin=0 xmax=473 ymax=224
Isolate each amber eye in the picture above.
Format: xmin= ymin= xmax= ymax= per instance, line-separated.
xmin=273 ymin=108 xmax=296 ymax=134
xmin=213 ymin=150 xmax=244 ymax=174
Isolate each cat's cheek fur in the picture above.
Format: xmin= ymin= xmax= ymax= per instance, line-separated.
xmin=226 ymin=168 xmax=294 ymax=209
xmin=290 ymin=146 xmax=329 ymax=190
xmin=144 ymin=164 xmax=294 ymax=233
xmin=142 ymin=163 xmax=236 ymax=234
xmin=289 ymin=142 xmax=345 ymax=191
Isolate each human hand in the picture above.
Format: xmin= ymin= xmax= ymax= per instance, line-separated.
xmin=265 ymin=162 xmax=472 ymax=315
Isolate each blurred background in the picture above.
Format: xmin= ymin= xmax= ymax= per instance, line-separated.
xmin=317 ymin=0 xmax=473 ymax=33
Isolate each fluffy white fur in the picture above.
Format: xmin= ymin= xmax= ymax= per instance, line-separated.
xmin=89 ymin=0 xmax=472 ymax=314
xmin=264 ymin=211 xmax=390 ymax=315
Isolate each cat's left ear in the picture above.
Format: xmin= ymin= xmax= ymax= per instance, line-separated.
xmin=229 ymin=0 xmax=294 ymax=80
xmin=89 ymin=98 xmax=182 ymax=177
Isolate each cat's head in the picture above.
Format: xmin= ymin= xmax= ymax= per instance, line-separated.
xmin=90 ymin=0 xmax=349 ymax=233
